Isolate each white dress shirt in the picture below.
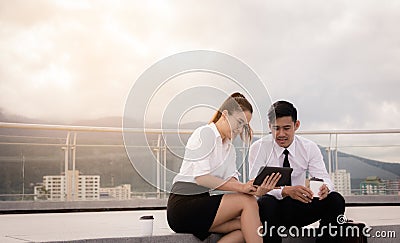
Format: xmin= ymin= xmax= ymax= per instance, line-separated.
xmin=173 ymin=123 xmax=239 ymax=184
xmin=249 ymin=135 xmax=334 ymax=199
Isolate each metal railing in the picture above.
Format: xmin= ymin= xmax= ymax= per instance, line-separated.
xmin=0 ymin=122 xmax=399 ymax=204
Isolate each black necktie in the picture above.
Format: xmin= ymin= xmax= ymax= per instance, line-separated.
xmin=283 ymin=149 xmax=292 ymax=185
xmin=283 ymin=149 xmax=290 ymax=168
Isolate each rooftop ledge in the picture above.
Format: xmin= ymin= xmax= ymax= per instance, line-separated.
xmin=1 ymin=197 xmax=399 ymax=242
xmin=0 ymin=195 xmax=399 ymax=214
xmin=0 ymin=196 xmax=399 ymax=242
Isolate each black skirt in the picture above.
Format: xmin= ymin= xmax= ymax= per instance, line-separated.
xmin=167 ymin=182 xmax=223 ymax=241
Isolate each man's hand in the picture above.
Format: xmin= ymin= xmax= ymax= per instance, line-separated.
xmin=282 ymin=185 xmax=313 ymax=203
xmin=252 ymin=173 xmax=281 ymax=197
xmin=318 ymin=184 xmax=329 ymax=200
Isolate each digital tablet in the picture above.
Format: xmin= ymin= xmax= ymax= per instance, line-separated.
xmin=253 ymin=166 xmax=293 ymax=186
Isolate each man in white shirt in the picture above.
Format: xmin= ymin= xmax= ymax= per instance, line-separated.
xmin=249 ymin=101 xmax=345 ymax=243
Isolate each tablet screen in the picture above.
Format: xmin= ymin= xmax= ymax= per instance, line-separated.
xmin=253 ymin=166 xmax=293 ymax=186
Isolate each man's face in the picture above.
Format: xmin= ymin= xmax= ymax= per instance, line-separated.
xmin=269 ymin=116 xmax=300 ymax=148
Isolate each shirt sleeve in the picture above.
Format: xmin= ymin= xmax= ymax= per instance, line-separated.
xmin=184 ymin=127 xmax=216 ymax=177
xmin=249 ymin=138 xmax=285 ymax=199
xmin=248 ymin=139 xmax=268 ymax=179
xmin=268 ymin=188 xmax=284 ymax=200
xmin=223 ymin=146 xmax=240 ymax=180
xmin=307 ymin=143 xmax=335 ymax=192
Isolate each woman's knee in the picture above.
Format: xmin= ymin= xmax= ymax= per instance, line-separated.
xmin=240 ymin=194 xmax=258 ymax=209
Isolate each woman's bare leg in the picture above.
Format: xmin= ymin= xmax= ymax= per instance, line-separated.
xmin=209 ymin=193 xmax=262 ymax=243
xmin=218 ymin=229 xmax=244 ymax=243
xmin=210 ymin=218 xmax=240 ymax=233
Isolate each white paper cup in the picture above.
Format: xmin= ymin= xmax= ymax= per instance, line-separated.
xmin=309 ymin=180 xmax=324 ymax=198
xmin=139 ymin=215 xmax=154 ymax=236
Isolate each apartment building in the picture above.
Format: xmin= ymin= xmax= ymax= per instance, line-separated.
xmin=331 ymin=169 xmax=352 ymax=195
xmin=100 ymin=184 xmax=131 ymax=200
xmin=35 ymin=170 xmax=100 ymax=201
xmin=360 ymin=176 xmax=387 ymax=195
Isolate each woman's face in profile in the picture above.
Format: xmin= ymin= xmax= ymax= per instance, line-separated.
xmin=225 ymin=110 xmax=252 ymax=140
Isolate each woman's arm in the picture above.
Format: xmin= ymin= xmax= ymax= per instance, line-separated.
xmin=195 ymin=174 xmax=256 ymax=194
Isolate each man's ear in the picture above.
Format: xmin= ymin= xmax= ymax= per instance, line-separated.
xmin=294 ymin=120 xmax=300 ymax=131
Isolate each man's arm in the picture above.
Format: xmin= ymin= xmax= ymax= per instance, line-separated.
xmin=248 ymin=139 xmax=268 ymax=179
xmin=306 ymin=143 xmax=334 ymax=200
xmin=307 ymin=143 xmax=335 ymax=192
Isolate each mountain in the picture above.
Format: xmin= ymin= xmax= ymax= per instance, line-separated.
xmin=0 ymin=108 xmax=44 ymax=124
xmin=319 ymin=147 xmax=400 ymax=190
xmin=335 ymin=151 xmax=400 ymax=177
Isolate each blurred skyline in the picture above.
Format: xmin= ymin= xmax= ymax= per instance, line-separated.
xmin=0 ymin=0 xmax=399 ymax=132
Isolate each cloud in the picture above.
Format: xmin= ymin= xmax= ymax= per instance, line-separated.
xmin=0 ymin=0 xmax=399 ymax=132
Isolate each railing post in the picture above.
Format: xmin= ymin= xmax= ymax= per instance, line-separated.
xmin=63 ymin=132 xmax=71 ymax=201
xmin=71 ymin=132 xmax=77 ymax=201
xmin=327 ymin=147 xmax=332 ymax=175
xmin=328 ymin=133 xmax=332 ymax=175
xmin=156 ymin=134 xmax=161 ymax=199
xmin=335 ymin=134 xmax=338 ymax=172
xmin=163 ymin=137 xmax=167 ymax=198
xmin=21 ymin=154 xmax=25 ymax=201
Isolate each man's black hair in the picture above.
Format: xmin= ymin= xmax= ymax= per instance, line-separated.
xmin=268 ymin=100 xmax=297 ymax=123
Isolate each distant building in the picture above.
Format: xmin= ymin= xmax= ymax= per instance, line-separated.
xmin=382 ymin=179 xmax=400 ymax=195
xmin=100 ymin=184 xmax=131 ymax=200
xmin=33 ymin=183 xmax=48 ymax=200
xmin=360 ymin=176 xmax=386 ymax=195
xmin=331 ymin=169 xmax=352 ymax=195
xmin=35 ymin=170 xmax=100 ymax=201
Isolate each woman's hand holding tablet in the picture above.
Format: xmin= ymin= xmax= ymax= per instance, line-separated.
xmin=252 ymin=172 xmax=282 ymax=197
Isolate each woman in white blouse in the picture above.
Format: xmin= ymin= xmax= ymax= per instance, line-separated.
xmin=167 ymin=92 xmax=281 ymax=243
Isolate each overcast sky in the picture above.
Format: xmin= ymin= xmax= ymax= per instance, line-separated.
xmin=1 ymin=0 xmax=399 ymax=134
